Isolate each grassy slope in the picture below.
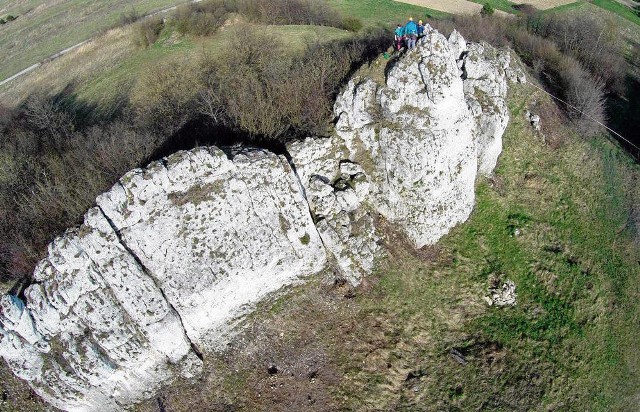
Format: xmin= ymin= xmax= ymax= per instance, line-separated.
xmin=0 ymin=23 xmax=353 ymax=114
xmin=468 ymin=0 xmax=517 ymax=13
xmin=540 ymin=0 xmax=640 ymax=24
xmin=327 ymin=82 xmax=640 ymax=410
xmin=1 ymin=0 xmax=639 ymax=410
xmin=0 ymin=0 xmax=190 ymax=80
xmin=590 ymin=0 xmax=640 ymax=25
xmin=77 ymin=24 xmax=352 ymax=108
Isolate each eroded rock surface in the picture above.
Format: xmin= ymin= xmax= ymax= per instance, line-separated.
xmin=292 ymin=27 xmax=514 ymax=250
xmin=1 ymin=148 xmax=326 ymax=411
xmin=0 ymin=28 xmax=519 ymax=411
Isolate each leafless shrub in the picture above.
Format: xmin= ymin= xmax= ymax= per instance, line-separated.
xmin=531 ymin=13 xmax=626 ymax=91
xmin=22 ymin=94 xmax=76 ymax=152
xmin=0 ymin=104 xmax=164 ymax=281
xmin=197 ymin=26 xmax=388 ymax=139
xmin=119 ymin=7 xmax=142 ymax=26
xmin=129 ymin=58 xmax=200 ymax=134
xmin=173 ymin=0 xmax=235 ymax=36
xmin=559 ymin=57 xmax=607 ymax=136
xmin=449 ymin=15 xmax=511 ymax=47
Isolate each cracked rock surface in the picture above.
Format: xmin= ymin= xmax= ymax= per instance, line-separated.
xmin=0 ymin=28 xmax=518 ymax=411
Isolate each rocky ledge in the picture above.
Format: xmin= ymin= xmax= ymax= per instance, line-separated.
xmin=0 ymin=27 xmax=523 ymax=411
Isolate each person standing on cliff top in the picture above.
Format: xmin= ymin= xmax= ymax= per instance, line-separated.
xmin=394 ymin=24 xmax=405 ymax=51
xmin=404 ymin=17 xmax=418 ymax=50
xmin=417 ymin=19 xmax=426 ymax=39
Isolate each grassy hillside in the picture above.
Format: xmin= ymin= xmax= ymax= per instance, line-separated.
xmin=0 ymin=21 xmax=353 ymax=115
xmin=326 ymin=0 xmax=449 ymax=24
xmin=0 ymin=0 xmax=189 ymax=80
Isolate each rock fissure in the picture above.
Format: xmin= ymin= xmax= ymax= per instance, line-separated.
xmin=282 ymin=149 xmax=332 ymax=255
xmin=95 ymin=205 xmax=204 ymax=363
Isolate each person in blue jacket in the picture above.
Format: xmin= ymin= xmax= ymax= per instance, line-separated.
xmin=394 ymin=24 xmax=405 ymax=51
xmin=417 ymin=19 xmax=426 ymax=38
xmin=404 ymin=17 xmax=418 ymax=50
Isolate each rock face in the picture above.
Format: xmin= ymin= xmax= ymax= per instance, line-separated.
xmin=290 ymin=27 xmax=513 ymax=251
xmin=0 ymin=148 xmax=326 ymax=411
xmin=0 ymin=28 xmax=518 ymax=411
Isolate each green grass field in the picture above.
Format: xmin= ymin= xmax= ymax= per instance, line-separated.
xmin=590 ymin=0 xmax=640 ymax=25
xmin=327 ymin=0 xmax=449 ymax=25
xmin=468 ymin=0 xmax=517 ymax=13
xmin=0 ymin=0 xmax=191 ymax=80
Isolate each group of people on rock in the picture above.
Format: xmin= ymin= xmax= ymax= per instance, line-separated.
xmin=394 ymin=17 xmax=426 ymax=51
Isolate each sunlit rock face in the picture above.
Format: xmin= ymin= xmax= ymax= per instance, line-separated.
xmin=0 ymin=28 xmax=518 ymax=411
xmin=295 ymin=27 xmax=513 ymax=250
xmin=0 ymin=147 xmax=326 ymax=411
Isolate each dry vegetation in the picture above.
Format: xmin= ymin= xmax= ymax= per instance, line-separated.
xmin=1 ymin=1 xmax=640 ymax=410
xmin=0 ymin=0 xmax=186 ymax=80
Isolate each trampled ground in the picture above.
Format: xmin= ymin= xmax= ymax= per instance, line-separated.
xmin=520 ymin=0 xmax=579 ymax=9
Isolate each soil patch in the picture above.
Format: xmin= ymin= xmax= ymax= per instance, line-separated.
xmin=517 ymin=0 xmax=579 ymax=10
xmin=395 ymin=0 xmax=482 ymax=14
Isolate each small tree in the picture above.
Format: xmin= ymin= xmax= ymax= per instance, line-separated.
xmin=0 ymin=18 xmax=6 ymax=24
xmin=481 ymin=3 xmax=495 ymax=16
xmin=5 ymin=15 xmax=16 ymax=21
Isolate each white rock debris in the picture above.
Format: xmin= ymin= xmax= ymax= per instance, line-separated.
xmin=0 ymin=28 xmax=519 ymax=411
xmin=485 ymin=279 xmax=518 ymax=307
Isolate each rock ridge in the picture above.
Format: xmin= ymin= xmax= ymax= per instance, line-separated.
xmin=0 ymin=28 xmax=523 ymax=411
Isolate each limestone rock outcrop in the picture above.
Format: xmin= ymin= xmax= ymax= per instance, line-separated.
xmin=0 ymin=28 xmax=520 ymax=411
xmin=291 ymin=26 xmax=513 ymax=252
xmin=1 ymin=148 xmax=326 ymax=411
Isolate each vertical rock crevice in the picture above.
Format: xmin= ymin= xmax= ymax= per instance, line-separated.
xmin=95 ymin=205 xmax=204 ymax=362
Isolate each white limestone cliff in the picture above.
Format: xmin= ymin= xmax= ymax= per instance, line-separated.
xmin=0 ymin=28 xmax=519 ymax=411
xmin=290 ymin=27 xmax=513 ymax=255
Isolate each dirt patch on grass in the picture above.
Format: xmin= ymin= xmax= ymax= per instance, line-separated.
xmin=517 ymin=0 xmax=579 ymax=10
xmin=395 ymin=0 xmax=483 ymax=14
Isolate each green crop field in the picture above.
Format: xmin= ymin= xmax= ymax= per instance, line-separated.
xmin=0 ymin=0 xmax=190 ymax=80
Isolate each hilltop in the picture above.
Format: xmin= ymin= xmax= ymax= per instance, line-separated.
xmin=0 ymin=0 xmax=639 ymax=410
